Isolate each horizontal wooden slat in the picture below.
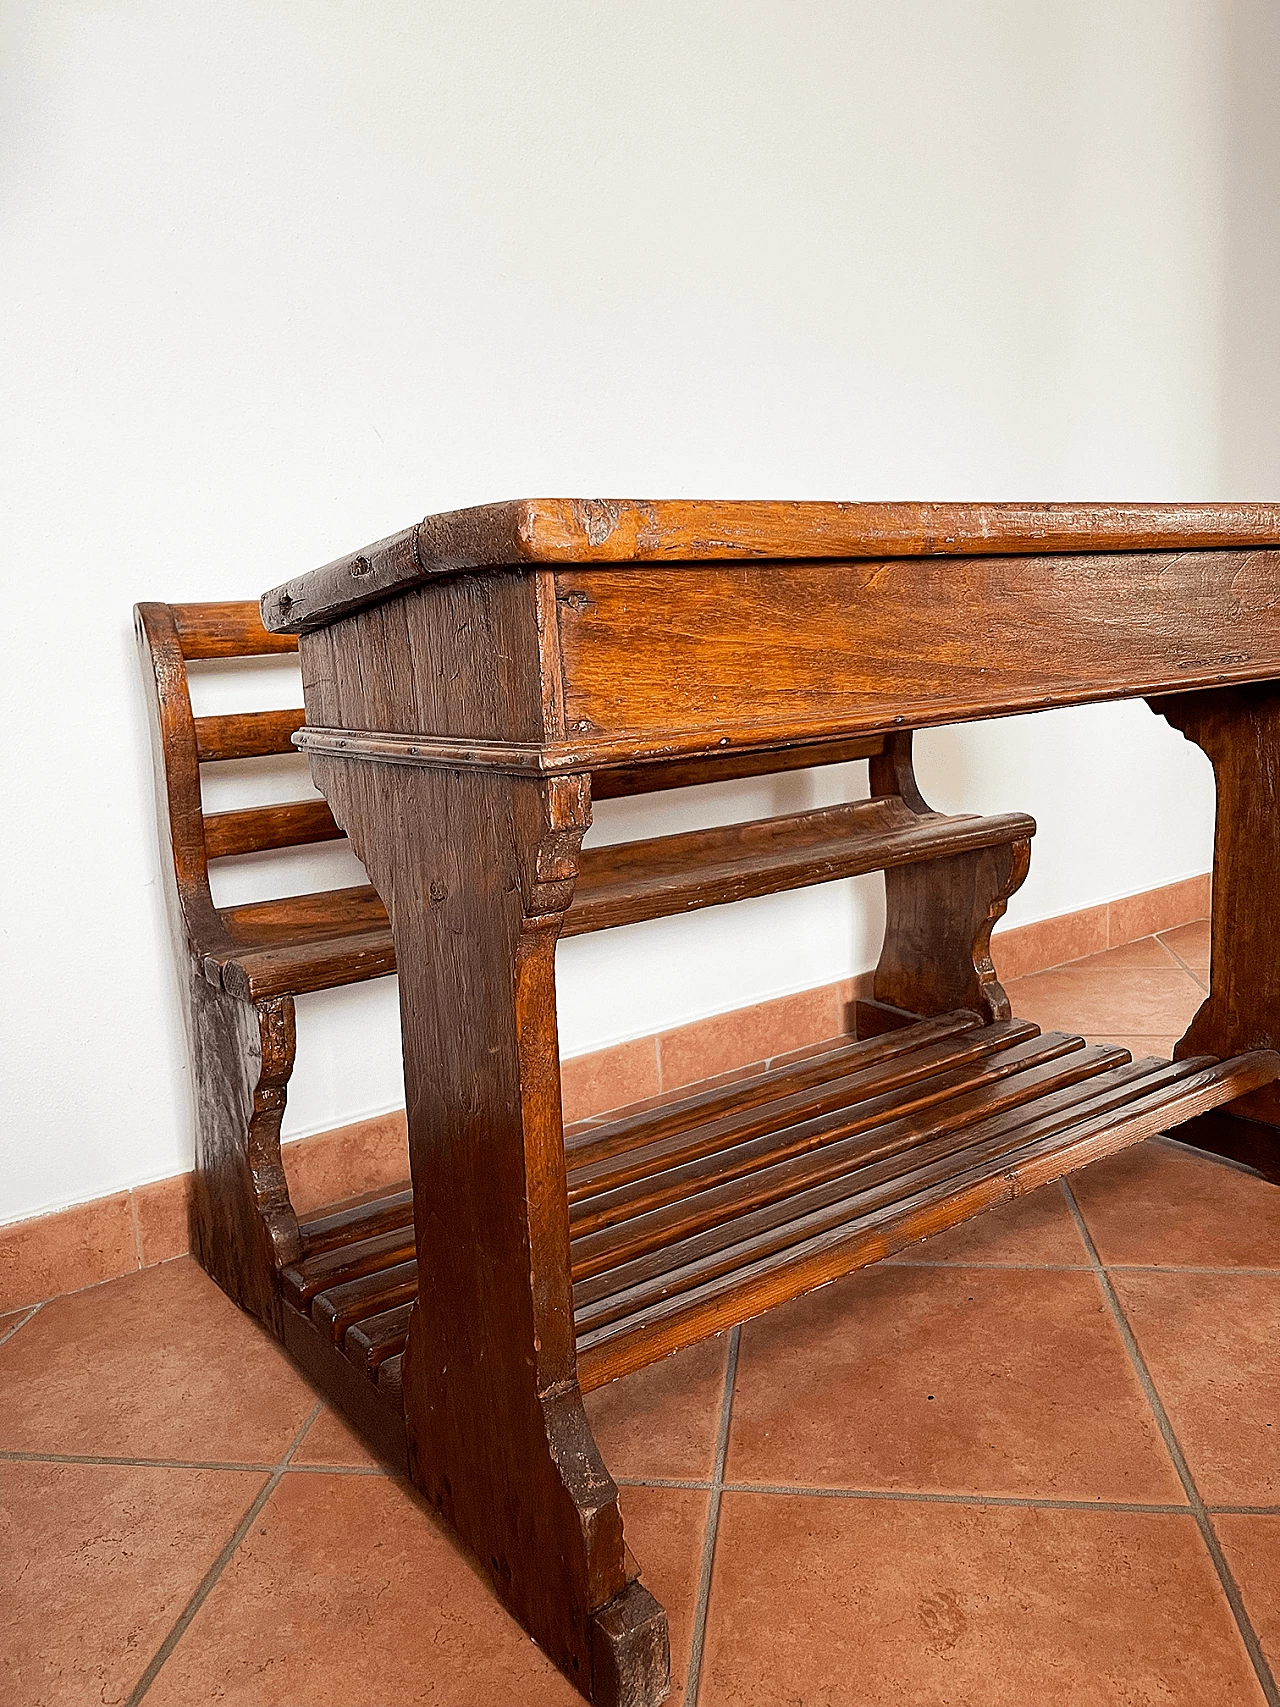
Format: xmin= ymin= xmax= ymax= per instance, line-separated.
xmin=574 ymin=1053 xmax=1175 ymax=1336
xmin=217 ymin=884 xmax=388 ymax=949
xmin=565 ymin=1014 xmax=982 ymax=1171
xmin=203 ymin=798 xmax=342 ymax=859
xmin=281 ymin=1224 xmax=416 ymax=1311
xmin=298 ymin=1187 xmax=412 ymax=1258
xmin=564 ymin=798 xmax=1034 ymax=937
xmin=216 ymin=927 xmax=396 ymax=1000
xmin=173 ymin=599 xmax=298 ymax=658
xmin=566 ymin=1020 xmax=1041 ymax=1214
xmin=569 ymin=1041 xmax=1125 ymax=1288
xmin=344 ymin=1304 xmax=413 ymax=1375
xmin=590 ymin=734 xmax=885 ymax=799
xmin=195 ymin=708 xmax=305 ymax=761
xmin=313 ymin=1261 xmax=419 ymax=1343
xmin=574 ymin=1049 xmax=1280 ymax=1391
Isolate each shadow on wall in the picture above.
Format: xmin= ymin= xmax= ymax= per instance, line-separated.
xmin=1221 ymin=0 xmax=1280 ymax=494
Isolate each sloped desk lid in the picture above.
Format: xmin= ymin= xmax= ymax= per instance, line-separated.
xmin=261 ymin=498 xmax=1280 ymax=635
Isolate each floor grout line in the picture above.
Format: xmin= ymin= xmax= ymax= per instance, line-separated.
xmin=0 ymin=1301 xmax=44 ymax=1349
xmin=0 ymin=1445 xmax=390 ymax=1475
xmin=1061 ymin=1178 xmax=1280 ymax=1707
xmin=616 ymin=1475 xmax=713 ymax=1491
xmin=612 ymin=1474 xmax=1280 ymax=1517
xmin=122 ymin=1401 xmax=324 ymax=1707
xmin=0 ymin=1448 xmax=277 ymax=1471
xmin=719 ymin=1484 xmax=1194 ymax=1513
xmin=1157 ymin=936 xmax=1211 ymax=995
xmin=682 ymin=1325 xmax=740 ymax=1707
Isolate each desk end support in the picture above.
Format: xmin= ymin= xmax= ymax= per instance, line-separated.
xmin=1151 ymin=686 xmax=1280 ymax=1178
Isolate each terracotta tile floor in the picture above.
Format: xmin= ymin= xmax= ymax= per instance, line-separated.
xmin=5 ymin=919 xmax=1280 ymax=1705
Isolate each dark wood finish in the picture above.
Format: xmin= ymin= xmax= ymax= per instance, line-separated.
xmin=1151 ymin=686 xmax=1280 ymax=1174
xmin=139 ymin=498 xmax=1280 ymax=1707
xmin=135 ymin=599 xmax=399 ymax=1336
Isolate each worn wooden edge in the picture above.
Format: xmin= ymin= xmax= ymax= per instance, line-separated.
xmin=173 ymin=599 xmax=299 ymax=658
xmin=290 ymin=648 xmax=1280 ymax=770
xmin=259 ymin=499 xmax=1280 ymax=634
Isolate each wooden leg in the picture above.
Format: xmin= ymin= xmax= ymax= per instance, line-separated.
xmin=859 ymin=734 xmax=1030 ymax=1032
xmin=185 ymin=968 xmax=302 ymax=1329
xmin=1150 ymin=687 xmax=1280 ymax=1181
xmin=310 ymin=754 xmax=670 ymax=1707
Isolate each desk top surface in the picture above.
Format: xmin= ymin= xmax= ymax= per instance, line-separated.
xmin=263 ymin=498 xmax=1280 ymax=635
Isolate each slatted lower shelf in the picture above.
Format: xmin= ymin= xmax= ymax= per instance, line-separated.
xmin=282 ymin=1012 xmax=1280 ymax=1402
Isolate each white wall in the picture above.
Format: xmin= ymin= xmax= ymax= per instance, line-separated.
xmin=4 ymin=0 xmax=1273 ymax=1225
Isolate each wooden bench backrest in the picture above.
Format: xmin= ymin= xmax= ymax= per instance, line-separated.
xmin=135 ymin=599 xmax=345 ymax=957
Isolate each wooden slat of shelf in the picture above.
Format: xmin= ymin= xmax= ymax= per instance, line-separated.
xmin=569 ymin=1042 xmax=1129 ymax=1287
xmin=564 ymin=1011 xmax=983 ymax=1171
xmin=195 ymin=707 xmax=305 ymax=762
xmin=574 ymin=1050 xmax=1280 ymax=1391
xmin=298 ymin=1186 xmax=413 ymax=1257
xmin=345 ymin=1303 xmax=413 ymax=1375
xmin=312 ymin=1260 xmax=419 ymax=1343
xmin=567 ymin=1019 xmax=1043 ymax=1214
xmin=564 ymin=799 xmax=1033 ymax=937
xmin=573 ymin=1051 xmax=1164 ymax=1328
xmin=281 ymin=1223 xmax=416 ymax=1310
xmin=204 ymin=798 xmax=343 ymax=859
xmin=570 ymin=1027 xmax=1079 ymax=1239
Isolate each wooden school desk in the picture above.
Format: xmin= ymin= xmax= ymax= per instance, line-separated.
xmin=253 ymin=500 xmax=1280 ymax=1705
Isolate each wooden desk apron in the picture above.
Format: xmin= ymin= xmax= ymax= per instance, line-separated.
xmin=254 ymin=499 xmax=1280 ymax=1707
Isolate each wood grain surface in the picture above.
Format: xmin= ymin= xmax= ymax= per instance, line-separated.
xmin=261 ymin=498 xmax=1280 ymax=634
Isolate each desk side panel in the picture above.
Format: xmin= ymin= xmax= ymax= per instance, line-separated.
xmin=299 ymin=570 xmax=560 ymax=742
xmin=554 ymin=549 xmax=1280 ymax=742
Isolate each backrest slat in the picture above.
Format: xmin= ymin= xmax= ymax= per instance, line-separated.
xmin=204 ymin=799 xmax=343 ymax=861
xmin=195 ymin=708 xmax=306 ymax=762
xmin=172 ymin=599 xmax=299 ymax=659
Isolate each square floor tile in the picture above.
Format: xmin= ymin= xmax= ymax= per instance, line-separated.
xmin=1113 ymin=1270 xmax=1280 ymax=1506
xmin=0 ymin=1259 xmax=317 ymax=1462
xmin=699 ymin=1494 xmax=1264 ymax=1705
xmin=728 ymin=1264 xmax=1184 ymax=1501
xmin=0 ymin=1460 xmax=263 ymax=1707
xmin=884 ymin=1179 xmax=1089 ymax=1266
xmin=143 ymin=1470 xmax=701 ymax=1706
xmin=1215 ymin=1514 xmax=1280 ymax=1676
xmin=585 ymin=1334 xmax=728 ymax=1482
xmin=1004 ymin=965 xmax=1203 ymax=1039
xmin=1072 ymin=1140 xmax=1280 ymax=1268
